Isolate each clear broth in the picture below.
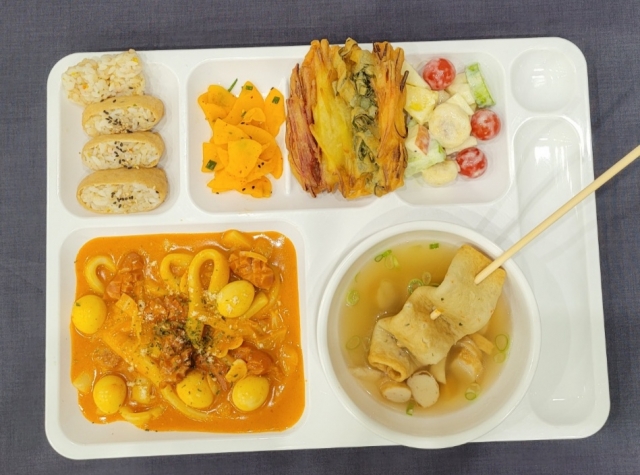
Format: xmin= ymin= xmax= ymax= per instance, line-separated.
xmin=338 ymin=240 xmax=511 ymax=415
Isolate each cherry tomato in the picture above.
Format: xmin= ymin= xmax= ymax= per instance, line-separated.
xmin=470 ymin=109 xmax=501 ymax=140
xmin=455 ymin=147 xmax=487 ymax=178
xmin=422 ymin=58 xmax=456 ymax=90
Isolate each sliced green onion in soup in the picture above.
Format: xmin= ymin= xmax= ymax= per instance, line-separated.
xmin=374 ymin=249 xmax=392 ymax=262
xmin=406 ymin=401 xmax=415 ymax=416
xmin=421 ymin=272 xmax=432 ymax=286
xmin=346 ymin=289 xmax=360 ymax=306
xmin=345 ymin=336 xmax=361 ymax=350
xmin=495 ymin=334 xmax=510 ymax=352
xmin=407 ymin=278 xmax=424 ymax=295
xmin=465 ymin=383 xmax=481 ymax=401
xmin=384 ymin=254 xmax=399 ymax=269
xmin=493 ymin=352 xmax=507 ymax=363
xmin=429 ymin=242 xmax=440 ymax=249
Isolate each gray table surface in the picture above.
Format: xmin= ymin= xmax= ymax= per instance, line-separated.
xmin=2 ymin=0 xmax=639 ymax=473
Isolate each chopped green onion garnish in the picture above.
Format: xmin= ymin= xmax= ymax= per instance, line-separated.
xmin=245 ymin=85 xmax=254 ymax=90
xmin=493 ymin=352 xmax=506 ymax=364
xmin=346 ymin=289 xmax=360 ymax=306
xmin=384 ymin=254 xmax=399 ymax=270
xmin=345 ymin=336 xmax=361 ymax=350
xmin=406 ymin=401 xmax=415 ymax=416
xmin=495 ymin=334 xmax=509 ymax=352
xmin=227 ymin=78 xmax=238 ymax=92
xmin=272 ymin=96 xmax=281 ymax=104
xmin=407 ymin=278 xmax=424 ymax=295
xmin=465 ymin=383 xmax=480 ymax=401
xmin=429 ymin=243 xmax=439 ymax=249
xmin=421 ymin=272 xmax=432 ymax=286
xmin=205 ymin=160 xmax=217 ymax=171
xmin=374 ymin=249 xmax=392 ymax=262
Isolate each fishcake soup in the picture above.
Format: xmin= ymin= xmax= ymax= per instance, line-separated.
xmin=70 ymin=230 xmax=304 ymax=433
xmin=339 ymin=240 xmax=511 ymax=415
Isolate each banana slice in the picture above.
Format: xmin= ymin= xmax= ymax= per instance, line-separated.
xmin=428 ymin=103 xmax=471 ymax=149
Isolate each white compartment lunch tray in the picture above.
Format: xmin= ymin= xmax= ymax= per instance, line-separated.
xmin=45 ymin=37 xmax=609 ymax=459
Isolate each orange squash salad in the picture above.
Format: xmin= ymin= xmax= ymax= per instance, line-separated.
xmin=70 ymin=230 xmax=305 ymax=433
xmin=198 ymin=81 xmax=286 ymax=198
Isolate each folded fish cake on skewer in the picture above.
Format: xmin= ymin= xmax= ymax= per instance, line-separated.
xmin=375 ymin=245 xmax=505 ymax=368
xmin=366 ymin=244 xmax=505 ymax=408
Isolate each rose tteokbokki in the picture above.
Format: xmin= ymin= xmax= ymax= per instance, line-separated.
xmin=70 ymin=230 xmax=304 ymax=433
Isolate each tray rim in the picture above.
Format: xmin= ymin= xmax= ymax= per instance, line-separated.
xmin=45 ymin=36 xmax=609 ymax=459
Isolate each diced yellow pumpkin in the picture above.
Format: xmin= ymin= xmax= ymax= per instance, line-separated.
xmin=224 ymin=82 xmax=266 ymax=125
xmin=207 ymin=85 xmax=237 ymax=113
xmin=259 ymin=143 xmax=283 ymax=179
xmin=259 ymin=141 xmax=282 ymax=162
xmin=213 ymin=119 xmax=249 ymax=145
xmin=202 ymin=143 xmax=218 ymax=173
xmin=207 ymin=171 xmax=272 ymax=198
xmin=198 ymin=93 xmax=228 ymax=129
xmin=199 ymin=81 xmax=286 ymax=199
xmin=207 ymin=169 xmax=240 ymax=193
xmin=242 ymin=176 xmax=272 ymax=198
xmin=215 ymin=146 xmax=229 ymax=171
xmin=271 ymin=152 xmax=283 ymax=179
xmin=236 ymin=124 xmax=276 ymax=147
xmin=243 ymin=155 xmax=278 ymax=182
xmin=226 ymin=138 xmax=262 ymax=178
xmin=240 ymin=107 xmax=266 ymax=125
xmin=264 ymin=88 xmax=286 ymax=136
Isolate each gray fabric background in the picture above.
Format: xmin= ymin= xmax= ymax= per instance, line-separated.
xmin=1 ymin=0 xmax=639 ymax=473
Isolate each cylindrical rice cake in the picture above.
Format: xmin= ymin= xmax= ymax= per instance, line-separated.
xmin=81 ymin=132 xmax=165 ymax=170
xmin=76 ymin=167 xmax=168 ymax=214
xmin=82 ymin=95 xmax=164 ymax=137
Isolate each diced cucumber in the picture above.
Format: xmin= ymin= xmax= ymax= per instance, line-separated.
xmin=404 ymin=123 xmax=446 ymax=177
xmin=465 ymin=63 xmax=495 ymax=108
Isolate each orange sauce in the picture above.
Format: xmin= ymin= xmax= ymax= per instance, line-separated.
xmin=71 ymin=231 xmax=305 ymax=433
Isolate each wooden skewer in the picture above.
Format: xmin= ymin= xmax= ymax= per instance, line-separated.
xmin=474 ymin=144 xmax=640 ymax=285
